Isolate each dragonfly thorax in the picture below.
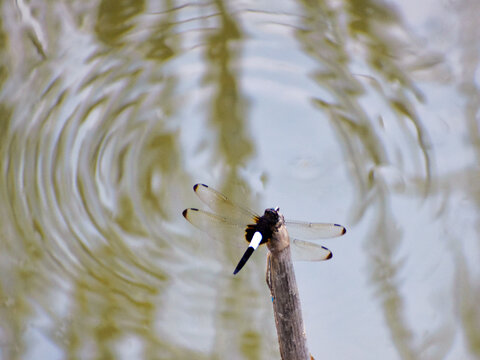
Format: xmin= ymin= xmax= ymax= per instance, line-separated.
xmin=245 ymin=208 xmax=282 ymax=245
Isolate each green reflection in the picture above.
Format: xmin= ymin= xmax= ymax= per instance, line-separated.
xmin=199 ymin=2 xmax=276 ymax=359
xmin=203 ymin=1 xmax=253 ymax=168
xmin=240 ymin=330 xmax=262 ymax=360
xmin=296 ymin=0 xmax=434 ymax=358
xmin=1 ymin=0 xmax=478 ymax=359
xmin=96 ymin=0 xmax=145 ymax=46
xmin=145 ymin=0 xmax=177 ymax=62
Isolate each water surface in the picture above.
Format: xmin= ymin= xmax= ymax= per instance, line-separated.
xmin=0 ymin=0 xmax=479 ymax=359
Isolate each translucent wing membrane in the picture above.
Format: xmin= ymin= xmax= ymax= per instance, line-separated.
xmin=182 ymin=208 xmax=249 ymax=246
xmin=184 ymin=207 xmax=337 ymax=262
xmin=193 ymin=184 xmax=259 ymax=225
xmin=291 ymin=239 xmax=332 ymax=261
xmin=183 ymin=184 xmax=347 ymax=271
xmin=285 ymin=221 xmax=346 ymax=240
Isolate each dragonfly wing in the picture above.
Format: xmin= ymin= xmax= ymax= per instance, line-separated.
xmin=285 ymin=221 xmax=346 ymax=240
xmin=183 ymin=208 xmax=249 ymax=246
xmin=291 ymin=239 xmax=332 ymax=261
xmin=193 ymin=184 xmax=259 ymax=225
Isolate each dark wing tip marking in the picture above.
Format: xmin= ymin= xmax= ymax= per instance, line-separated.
xmin=193 ymin=183 xmax=208 ymax=192
xmin=335 ymin=224 xmax=346 ymax=235
xmin=182 ymin=208 xmax=199 ymax=218
xmin=321 ymin=245 xmax=333 ymax=260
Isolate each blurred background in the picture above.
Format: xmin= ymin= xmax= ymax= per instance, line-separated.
xmin=0 ymin=0 xmax=479 ymax=359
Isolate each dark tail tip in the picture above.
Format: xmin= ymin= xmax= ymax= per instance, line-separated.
xmin=233 ymin=247 xmax=255 ymax=275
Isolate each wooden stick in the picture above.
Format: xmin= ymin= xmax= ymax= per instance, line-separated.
xmin=266 ymin=211 xmax=312 ymax=360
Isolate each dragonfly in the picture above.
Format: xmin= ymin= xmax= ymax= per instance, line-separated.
xmin=182 ymin=183 xmax=346 ymax=275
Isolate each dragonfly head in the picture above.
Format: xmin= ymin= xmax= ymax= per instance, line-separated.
xmin=262 ymin=207 xmax=285 ymax=233
xmin=263 ymin=208 xmax=280 ymax=222
xmin=265 ymin=210 xmax=289 ymax=254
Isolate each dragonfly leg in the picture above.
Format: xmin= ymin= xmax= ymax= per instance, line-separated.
xmin=266 ymin=252 xmax=273 ymax=295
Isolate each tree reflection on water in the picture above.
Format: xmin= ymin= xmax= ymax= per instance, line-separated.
xmin=0 ymin=0 xmax=479 ymax=359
